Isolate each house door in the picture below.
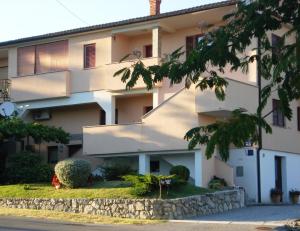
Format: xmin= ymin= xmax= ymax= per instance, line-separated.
xmin=275 ymin=156 xmax=283 ymax=201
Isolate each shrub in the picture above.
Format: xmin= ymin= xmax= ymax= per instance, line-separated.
xmin=5 ymin=152 xmax=53 ymax=183
xmin=55 ymin=159 xmax=91 ymax=188
xmin=122 ymin=174 xmax=158 ymax=196
xmin=170 ymin=165 xmax=190 ymax=184
xmin=101 ymin=164 xmax=136 ymax=181
xmin=208 ymin=176 xmax=227 ymax=190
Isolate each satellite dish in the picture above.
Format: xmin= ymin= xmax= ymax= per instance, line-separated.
xmin=0 ymin=102 xmax=15 ymax=117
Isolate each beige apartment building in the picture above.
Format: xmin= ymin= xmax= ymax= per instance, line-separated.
xmin=0 ymin=0 xmax=299 ymax=203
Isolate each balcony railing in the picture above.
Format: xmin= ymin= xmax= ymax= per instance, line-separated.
xmin=0 ymin=79 xmax=11 ymax=101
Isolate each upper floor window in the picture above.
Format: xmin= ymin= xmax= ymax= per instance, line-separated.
xmin=84 ymin=43 xmax=96 ymax=69
xmin=17 ymin=40 xmax=68 ymax=76
xmin=272 ymin=99 xmax=285 ymax=127
xmin=272 ymin=34 xmax=283 ymax=61
xmin=186 ymin=34 xmax=203 ymax=58
xmin=144 ymin=45 xmax=152 ymax=58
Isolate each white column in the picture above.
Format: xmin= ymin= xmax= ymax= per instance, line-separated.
xmin=104 ymin=96 xmax=115 ymax=125
xmin=152 ymin=88 xmax=159 ymax=108
xmin=194 ymin=150 xmax=202 ymax=187
xmin=139 ymin=154 xmax=150 ymax=175
xmin=152 ymin=27 xmax=161 ymax=58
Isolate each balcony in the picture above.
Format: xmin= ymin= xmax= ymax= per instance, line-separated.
xmin=11 ymin=71 xmax=70 ymax=102
xmin=196 ymin=78 xmax=258 ymax=117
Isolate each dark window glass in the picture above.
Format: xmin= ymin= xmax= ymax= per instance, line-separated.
xmin=272 ymin=34 xmax=283 ymax=61
xmin=48 ymin=146 xmax=58 ymax=164
xmin=272 ymin=99 xmax=285 ymax=127
xmin=186 ymin=34 xmax=203 ymax=58
xmin=68 ymin=144 xmax=82 ymax=158
xmin=144 ymin=45 xmax=153 ymax=58
xmin=84 ymin=44 xmax=96 ymax=68
xmin=150 ymin=160 xmax=160 ymax=173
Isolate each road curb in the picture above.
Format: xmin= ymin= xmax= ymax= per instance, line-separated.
xmin=169 ymin=219 xmax=286 ymax=227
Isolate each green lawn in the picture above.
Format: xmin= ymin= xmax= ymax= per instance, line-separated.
xmin=0 ymin=181 xmax=213 ymax=199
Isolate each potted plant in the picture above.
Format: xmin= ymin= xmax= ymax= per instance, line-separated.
xmin=270 ymin=188 xmax=282 ymax=203
xmin=289 ymin=189 xmax=300 ymax=204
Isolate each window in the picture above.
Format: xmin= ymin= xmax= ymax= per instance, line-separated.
xmin=143 ymin=106 xmax=153 ymax=115
xmin=150 ymin=160 xmax=160 ymax=173
xmin=298 ymin=107 xmax=300 ymax=131
xmin=186 ymin=34 xmax=203 ymax=58
xmin=84 ymin=44 xmax=96 ymax=69
xmin=236 ymin=166 xmax=244 ymax=177
xmin=68 ymin=144 xmax=82 ymax=158
xmin=272 ymin=99 xmax=285 ymax=127
xmin=272 ymin=34 xmax=283 ymax=61
xmin=100 ymin=109 xmax=106 ymax=125
xmin=48 ymin=146 xmax=58 ymax=164
xmin=144 ymin=45 xmax=152 ymax=58
xmin=17 ymin=40 xmax=68 ymax=76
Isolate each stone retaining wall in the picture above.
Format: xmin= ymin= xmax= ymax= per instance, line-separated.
xmin=0 ymin=189 xmax=245 ymax=219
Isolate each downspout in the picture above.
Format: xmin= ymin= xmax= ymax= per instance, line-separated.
xmin=257 ymin=36 xmax=262 ymax=203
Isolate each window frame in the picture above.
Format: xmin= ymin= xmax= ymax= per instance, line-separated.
xmin=83 ymin=43 xmax=96 ymax=69
xmin=144 ymin=44 xmax=153 ymax=58
xmin=272 ymin=99 xmax=285 ymax=127
xmin=186 ymin=34 xmax=203 ymax=58
xmin=17 ymin=40 xmax=68 ymax=77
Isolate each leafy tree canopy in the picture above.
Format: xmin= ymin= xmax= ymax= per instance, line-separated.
xmin=115 ymin=0 xmax=300 ymax=161
xmin=0 ymin=117 xmax=70 ymax=144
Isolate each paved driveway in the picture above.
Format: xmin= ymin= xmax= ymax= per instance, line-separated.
xmin=182 ymin=205 xmax=300 ymax=226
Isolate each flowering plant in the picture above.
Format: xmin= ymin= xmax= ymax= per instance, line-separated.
xmin=51 ymin=174 xmax=61 ymax=189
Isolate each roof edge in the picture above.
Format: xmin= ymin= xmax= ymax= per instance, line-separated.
xmin=0 ymin=0 xmax=237 ymax=48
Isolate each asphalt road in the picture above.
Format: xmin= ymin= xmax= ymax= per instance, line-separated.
xmin=0 ymin=216 xmax=286 ymax=231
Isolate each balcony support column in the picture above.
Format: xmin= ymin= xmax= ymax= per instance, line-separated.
xmin=104 ymin=96 xmax=115 ymax=125
xmin=194 ymin=150 xmax=202 ymax=187
xmin=139 ymin=153 xmax=150 ymax=175
xmin=153 ymin=88 xmax=159 ymax=108
xmin=152 ymin=26 xmax=161 ymax=58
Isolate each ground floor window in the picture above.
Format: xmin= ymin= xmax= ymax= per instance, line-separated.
xmin=48 ymin=146 xmax=58 ymax=164
xmin=68 ymin=144 xmax=82 ymax=158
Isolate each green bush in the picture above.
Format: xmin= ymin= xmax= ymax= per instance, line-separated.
xmin=5 ymin=152 xmax=53 ymax=184
xmin=55 ymin=159 xmax=91 ymax=188
xmin=101 ymin=164 xmax=136 ymax=181
xmin=122 ymin=174 xmax=158 ymax=196
xmin=170 ymin=165 xmax=190 ymax=184
xmin=208 ymin=176 xmax=227 ymax=190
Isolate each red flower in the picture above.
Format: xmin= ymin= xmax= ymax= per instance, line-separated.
xmin=51 ymin=174 xmax=61 ymax=187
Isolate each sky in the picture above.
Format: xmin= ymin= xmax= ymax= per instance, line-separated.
xmin=0 ymin=0 xmax=220 ymax=42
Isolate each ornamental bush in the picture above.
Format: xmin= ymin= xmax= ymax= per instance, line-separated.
xmin=55 ymin=159 xmax=91 ymax=188
xmin=5 ymin=152 xmax=53 ymax=184
xmin=169 ymin=165 xmax=190 ymax=184
xmin=208 ymin=176 xmax=227 ymax=190
xmin=122 ymin=174 xmax=158 ymax=196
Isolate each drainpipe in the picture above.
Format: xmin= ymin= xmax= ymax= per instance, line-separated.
xmin=257 ymin=36 xmax=262 ymax=203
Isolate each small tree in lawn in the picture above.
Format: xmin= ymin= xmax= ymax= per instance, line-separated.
xmin=115 ymin=0 xmax=300 ymax=161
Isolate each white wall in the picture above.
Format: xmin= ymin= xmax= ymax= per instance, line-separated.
xmin=228 ymin=148 xmax=258 ymax=202
xmin=260 ymin=149 xmax=300 ymax=203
